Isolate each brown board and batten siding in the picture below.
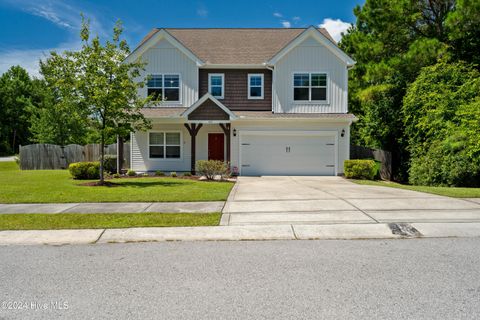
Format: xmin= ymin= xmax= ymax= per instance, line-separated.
xmin=188 ymin=100 xmax=229 ymax=120
xmin=199 ymin=69 xmax=272 ymax=111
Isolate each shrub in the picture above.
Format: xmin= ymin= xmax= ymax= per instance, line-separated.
xmin=344 ymin=160 xmax=377 ymax=180
xmin=183 ymin=172 xmax=192 ymax=177
xmin=196 ymin=160 xmax=228 ymax=180
xmin=102 ymin=155 xmax=117 ymax=173
xmin=126 ymin=169 xmax=136 ymax=177
xmin=142 ymin=173 xmax=149 ymax=177
xmin=68 ymin=162 xmax=100 ymax=180
xmin=170 ymin=171 xmax=177 ymax=177
xmin=155 ymin=170 xmax=165 ymax=176
xmin=112 ymin=173 xmax=120 ymax=179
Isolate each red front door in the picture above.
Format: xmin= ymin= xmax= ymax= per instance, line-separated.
xmin=208 ymin=133 xmax=225 ymax=161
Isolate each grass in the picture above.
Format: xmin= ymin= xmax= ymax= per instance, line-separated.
xmin=0 ymin=212 xmax=221 ymax=230
xmin=0 ymin=162 xmax=233 ymax=203
xmin=353 ymin=179 xmax=480 ymax=198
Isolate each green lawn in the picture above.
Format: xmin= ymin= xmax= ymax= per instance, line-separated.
xmin=353 ymin=179 xmax=480 ymax=198
xmin=0 ymin=212 xmax=221 ymax=230
xmin=0 ymin=162 xmax=233 ymax=203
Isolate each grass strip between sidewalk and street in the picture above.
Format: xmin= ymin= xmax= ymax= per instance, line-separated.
xmin=353 ymin=180 xmax=480 ymax=198
xmin=0 ymin=212 xmax=221 ymax=230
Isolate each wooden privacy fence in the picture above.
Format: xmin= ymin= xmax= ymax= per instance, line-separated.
xmin=19 ymin=143 xmax=130 ymax=170
xmin=350 ymin=145 xmax=392 ymax=180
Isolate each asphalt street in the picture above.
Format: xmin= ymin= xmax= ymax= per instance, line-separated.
xmin=1 ymin=238 xmax=479 ymax=319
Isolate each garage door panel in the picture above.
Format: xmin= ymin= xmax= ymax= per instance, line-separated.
xmin=240 ymin=132 xmax=336 ymax=176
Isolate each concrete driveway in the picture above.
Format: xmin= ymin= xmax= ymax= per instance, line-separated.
xmin=221 ymin=176 xmax=480 ymax=225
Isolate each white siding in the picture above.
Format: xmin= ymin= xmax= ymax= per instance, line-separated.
xmin=138 ymin=38 xmax=198 ymax=108
xmin=130 ymin=123 xmax=223 ymax=172
xmin=273 ymin=36 xmax=348 ymax=113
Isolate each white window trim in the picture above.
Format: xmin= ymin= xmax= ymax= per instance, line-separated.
xmin=208 ymin=73 xmax=224 ymax=99
xmin=148 ymin=131 xmax=183 ymax=161
xmin=147 ymin=73 xmax=182 ymax=105
xmin=292 ymin=71 xmax=329 ymax=104
xmin=247 ymin=73 xmax=264 ymax=100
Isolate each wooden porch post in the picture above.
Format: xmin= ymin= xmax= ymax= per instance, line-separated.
xmin=184 ymin=123 xmax=203 ymax=174
xmin=219 ymin=123 xmax=231 ymax=164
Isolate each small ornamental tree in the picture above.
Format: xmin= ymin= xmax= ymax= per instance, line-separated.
xmin=74 ymin=16 xmax=151 ymax=184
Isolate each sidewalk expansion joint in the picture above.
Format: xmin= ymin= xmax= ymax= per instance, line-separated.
xmin=290 ymin=225 xmax=298 ymax=240
xmin=142 ymin=203 xmax=154 ymax=212
xmin=94 ymin=229 xmax=107 ymax=243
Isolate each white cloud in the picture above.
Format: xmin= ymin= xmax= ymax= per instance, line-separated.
xmin=281 ymin=21 xmax=291 ymax=28
xmin=292 ymin=16 xmax=301 ymax=21
xmin=319 ymin=18 xmax=352 ymax=42
xmin=273 ymin=12 xmax=283 ymax=18
xmin=0 ymin=41 xmax=81 ymax=77
xmin=3 ymin=0 xmax=108 ymax=37
xmin=197 ymin=7 xmax=208 ymax=17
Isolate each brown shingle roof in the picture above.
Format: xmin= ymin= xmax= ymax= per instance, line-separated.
xmin=136 ymin=28 xmax=335 ymax=65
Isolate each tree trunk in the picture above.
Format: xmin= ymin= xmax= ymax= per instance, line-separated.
xmin=116 ymin=135 xmax=123 ymax=174
xmin=100 ymin=130 xmax=105 ymax=185
xmin=11 ymin=129 xmax=16 ymax=154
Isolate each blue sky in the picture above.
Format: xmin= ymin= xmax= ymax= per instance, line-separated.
xmin=0 ymin=0 xmax=363 ymax=76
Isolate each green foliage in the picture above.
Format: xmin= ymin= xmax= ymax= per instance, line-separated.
xmin=37 ymin=16 xmax=152 ymax=184
xmin=403 ymin=62 xmax=480 ymax=186
xmin=170 ymin=171 xmax=177 ymax=177
xmin=0 ymin=66 xmax=43 ymax=155
xmin=68 ymin=162 xmax=100 ymax=180
xmin=182 ymin=172 xmax=192 ymax=177
xmin=112 ymin=173 xmax=120 ymax=179
xmin=102 ymin=155 xmax=117 ymax=173
xmin=154 ymin=170 xmax=165 ymax=176
xmin=196 ymin=160 xmax=228 ymax=180
xmin=344 ymin=160 xmax=377 ymax=180
xmin=126 ymin=169 xmax=136 ymax=177
xmin=339 ymin=0 xmax=468 ymax=181
xmin=446 ymin=0 xmax=480 ymax=65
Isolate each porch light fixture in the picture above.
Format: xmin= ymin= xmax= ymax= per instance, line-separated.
xmin=233 ymin=128 xmax=237 ymax=137
xmin=341 ymin=129 xmax=345 ymax=137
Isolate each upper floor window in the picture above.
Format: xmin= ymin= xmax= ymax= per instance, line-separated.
xmin=147 ymin=74 xmax=180 ymax=102
xmin=208 ymin=74 xmax=224 ymax=99
xmin=149 ymin=131 xmax=181 ymax=159
xmin=293 ymin=73 xmax=327 ymax=102
xmin=248 ymin=74 xmax=264 ymax=99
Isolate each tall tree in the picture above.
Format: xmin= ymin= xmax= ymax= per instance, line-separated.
xmin=30 ymin=52 xmax=91 ymax=146
xmin=0 ymin=66 xmax=39 ymax=155
xmin=73 ymin=17 xmax=151 ymax=184
xmin=340 ymin=0 xmax=454 ymax=180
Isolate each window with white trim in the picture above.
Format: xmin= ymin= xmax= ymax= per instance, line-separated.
xmin=248 ymin=74 xmax=264 ymax=99
xmin=293 ymin=73 xmax=327 ymax=102
xmin=208 ymin=74 xmax=224 ymax=99
xmin=147 ymin=74 xmax=180 ymax=102
xmin=149 ymin=132 xmax=181 ymax=159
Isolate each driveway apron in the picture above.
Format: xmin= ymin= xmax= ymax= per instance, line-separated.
xmin=221 ymin=176 xmax=480 ymax=225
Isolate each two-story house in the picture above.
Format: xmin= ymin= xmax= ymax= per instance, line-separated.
xmin=125 ymin=26 xmax=356 ymax=176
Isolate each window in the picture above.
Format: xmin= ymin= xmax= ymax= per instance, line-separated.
xmin=208 ymin=74 xmax=224 ymax=99
xmin=248 ymin=74 xmax=264 ymax=99
xmin=147 ymin=74 xmax=180 ymax=102
xmin=293 ymin=73 xmax=327 ymax=102
xmin=149 ymin=132 xmax=181 ymax=159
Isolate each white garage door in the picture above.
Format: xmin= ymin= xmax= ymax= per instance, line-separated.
xmin=240 ymin=131 xmax=336 ymax=176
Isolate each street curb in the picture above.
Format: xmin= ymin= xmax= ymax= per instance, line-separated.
xmin=1 ymin=222 xmax=480 ymax=246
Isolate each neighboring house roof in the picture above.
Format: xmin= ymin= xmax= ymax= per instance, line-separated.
xmin=141 ymin=108 xmax=357 ymax=121
xmin=134 ymin=28 xmax=337 ymax=65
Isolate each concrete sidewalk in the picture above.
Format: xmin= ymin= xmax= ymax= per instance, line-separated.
xmin=2 ymin=222 xmax=480 ymax=245
xmin=0 ymin=201 xmax=225 ymax=214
